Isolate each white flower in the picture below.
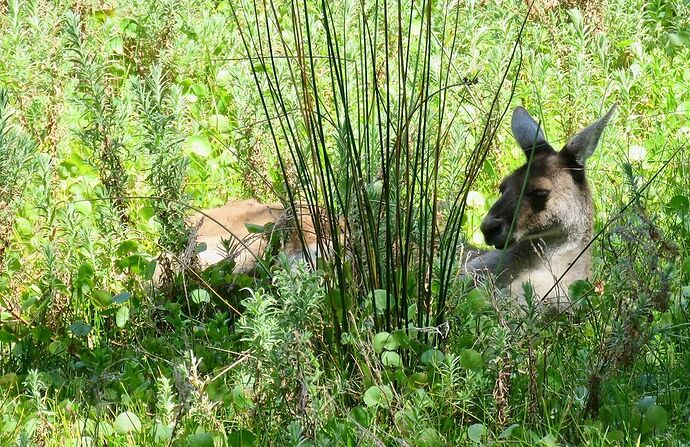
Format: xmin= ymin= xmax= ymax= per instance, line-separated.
xmin=628 ymin=145 xmax=647 ymax=162
xmin=466 ymin=191 xmax=485 ymax=209
xmin=472 ymin=230 xmax=485 ymax=246
xmin=630 ymin=63 xmax=642 ymax=78
xmin=677 ymin=127 xmax=690 ymax=140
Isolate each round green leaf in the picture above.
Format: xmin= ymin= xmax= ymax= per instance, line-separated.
xmin=417 ymin=427 xmax=442 ymax=446
xmin=0 ymin=372 xmax=18 ymax=388
xmin=460 ymin=349 xmax=483 ymax=371
xmin=498 ymin=423 xmax=521 ymax=439
xmin=116 ymin=306 xmax=129 ymax=328
xmin=568 ymin=279 xmax=592 ymax=302
xmin=381 ymin=351 xmax=402 ymax=368
xmin=70 ymin=321 xmax=92 ymax=337
xmin=349 ymin=406 xmax=370 ymax=427
xmin=606 ymin=430 xmax=624 ymax=442
xmin=539 ymin=433 xmax=557 ymax=446
xmin=407 ymin=372 xmax=427 ymax=389
xmin=48 ymin=340 xmax=65 ymax=355
xmin=645 ymin=404 xmax=668 ymax=431
xmin=467 ymin=423 xmax=486 ymax=443
xmin=363 ymin=385 xmax=393 ymax=408
xmin=666 ymin=194 xmax=689 ymax=214
xmin=139 ymin=206 xmax=155 ymax=221
xmin=420 ymin=348 xmax=445 ymax=365
xmin=466 ymin=288 xmax=488 ymax=313
xmin=152 ymin=423 xmax=173 ymax=442
xmin=373 ymin=331 xmax=398 ymax=353
xmin=371 ymin=289 xmax=392 ymax=313
xmin=191 ymin=289 xmax=211 ymax=304
xmin=637 ymin=395 xmax=655 ymax=412
xmin=207 ymin=114 xmax=230 ymax=133
xmin=114 ymin=411 xmax=141 ymax=434
xmin=188 ymin=432 xmax=214 ymax=447
xmin=113 ymin=292 xmax=131 ymax=304
xmin=91 ymin=290 xmax=112 ymax=308
xmin=185 ymin=135 xmax=212 ymax=157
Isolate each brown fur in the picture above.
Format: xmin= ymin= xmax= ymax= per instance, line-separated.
xmin=465 ymin=105 xmax=615 ymax=311
xmin=191 ymin=199 xmax=318 ymax=272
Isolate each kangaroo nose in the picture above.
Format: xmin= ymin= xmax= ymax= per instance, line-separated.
xmin=480 ymin=216 xmax=505 ymax=247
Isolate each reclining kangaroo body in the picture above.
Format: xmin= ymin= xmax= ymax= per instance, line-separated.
xmin=464 ymin=105 xmax=616 ymax=311
xmin=191 ymin=199 xmax=318 ymax=273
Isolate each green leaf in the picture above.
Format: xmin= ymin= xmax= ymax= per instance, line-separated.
xmin=140 ymin=206 xmax=155 ymax=221
xmin=152 ymin=423 xmax=173 ymax=442
xmin=420 ymin=349 xmax=445 ymax=365
xmin=113 ymin=292 xmax=131 ymax=304
xmin=498 ymin=424 xmax=521 ymax=439
xmin=381 ymin=351 xmax=402 ymax=368
xmin=371 ymin=289 xmax=392 ymax=313
xmin=185 ymin=135 xmax=212 ymax=157
xmin=606 ymin=430 xmax=624 ymax=442
xmin=188 ymin=432 xmax=214 ymax=447
xmin=666 ymin=194 xmax=689 ymax=215
xmin=683 ymin=257 xmax=690 ymax=277
xmin=48 ymin=340 xmax=65 ymax=355
xmin=15 ymin=217 xmax=33 ymax=237
xmin=645 ymin=404 xmax=668 ymax=431
xmin=191 ymin=289 xmax=211 ymax=304
xmin=91 ymin=289 xmax=113 ymax=307
xmin=460 ymin=349 xmax=483 ymax=371
xmin=244 ymin=223 xmax=267 ymax=234
xmin=417 ymin=427 xmax=442 ymax=445
xmin=466 ymin=288 xmax=488 ymax=313
xmin=373 ymin=331 xmax=398 ymax=353
xmin=0 ymin=330 xmax=17 ymax=343
xmin=467 ymin=423 xmax=486 ymax=443
xmin=227 ymin=429 xmax=256 ymax=446
xmin=106 ymin=36 xmax=124 ymax=55
xmin=668 ymin=31 xmax=690 ymax=47
xmin=232 ymin=385 xmax=253 ymax=411
xmin=208 ymin=114 xmax=230 ymax=133
xmin=73 ymin=200 xmax=92 ymax=216
xmin=116 ymin=306 xmax=129 ymax=328
xmin=539 ymin=433 xmax=557 ymax=446
xmin=407 ymin=372 xmax=427 ymax=388
xmin=70 ymin=321 xmax=91 ymax=337
xmin=0 ymin=372 xmax=18 ymax=389
xmin=568 ymin=279 xmax=591 ymax=303
xmin=144 ymin=259 xmax=157 ymax=280
xmin=349 ymin=406 xmax=370 ymax=427
xmin=114 ymin=411 xmax=141 ymax=434
xmin=637 ymin=395 xmax=655 ymax=412
xmin=116 ymin=240 xmax=139 ymax=255
xmin=363 ymin=385 xmax=393 ymax=408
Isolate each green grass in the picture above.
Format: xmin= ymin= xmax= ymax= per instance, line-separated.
xmin=0 ymin=0 xmax=689 ymax=445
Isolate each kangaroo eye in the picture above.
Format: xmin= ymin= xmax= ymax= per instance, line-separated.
xmin=528 ymin=189 xmax=549 ymax=198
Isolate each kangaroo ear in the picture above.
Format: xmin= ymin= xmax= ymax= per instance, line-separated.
xmin=561 ymin=104 xmax=617 ymax=165
xmin=511 ymin=106 xmax=551 ymax=157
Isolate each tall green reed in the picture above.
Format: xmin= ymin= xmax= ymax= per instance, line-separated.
xmin=232 ymin=0 xmax=525 ymax=352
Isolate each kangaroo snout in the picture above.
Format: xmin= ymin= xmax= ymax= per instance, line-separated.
xmin=480 ymin=215 xmax=508 ymax=248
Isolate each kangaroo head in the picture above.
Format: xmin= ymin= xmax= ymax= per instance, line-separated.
xmin=480 ymin=105 xmax=616 ymax=249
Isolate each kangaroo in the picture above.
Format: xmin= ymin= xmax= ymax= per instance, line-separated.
xmin=464 ymin=105 xmax=616 ymax=311
xmin=191 ymin=199 xmax=319 ymax=273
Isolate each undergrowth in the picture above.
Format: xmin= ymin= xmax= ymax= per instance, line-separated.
xmin=0 ymin=0 xmax=688 ymax=445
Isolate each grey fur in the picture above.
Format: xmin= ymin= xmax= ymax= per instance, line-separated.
xmin=511 ymin=106 xmax=548 ymax=151
xmin=563 ymin=104 xmax=617 ymax=165
xmin=464 ymin=105 xmax=616 ymax=312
